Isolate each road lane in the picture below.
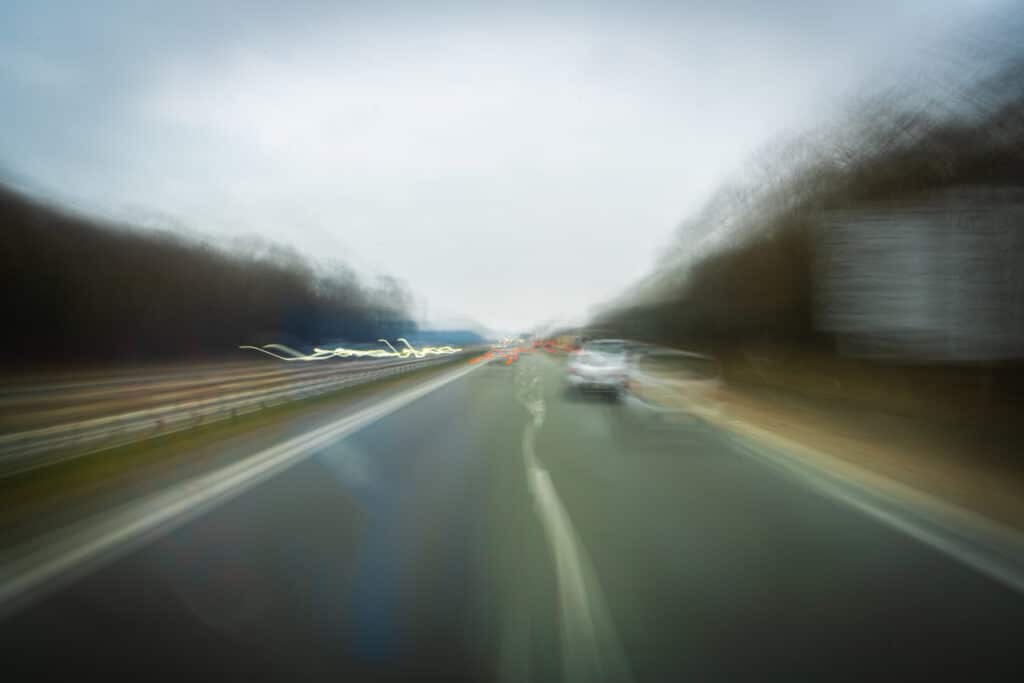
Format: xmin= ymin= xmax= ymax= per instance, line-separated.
xmin=533 ymin=356 xmax=1024 ymax=681
xmin=1 ymin=353 xmax=1023 ymax=681
xmin=0 ymin=359 xmax=539 ymax=681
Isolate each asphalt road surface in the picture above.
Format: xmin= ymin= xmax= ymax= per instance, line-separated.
xmin=2 ymin=354 xmax=1023 ymax=681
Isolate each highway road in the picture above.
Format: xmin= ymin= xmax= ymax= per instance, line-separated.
xmin=2 ymin=354 xmax=1023 ymax=681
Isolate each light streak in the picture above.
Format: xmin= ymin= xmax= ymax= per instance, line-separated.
xmin=378 ymin=339 xmax=400 ymax=355
xmin=240 ymin=340 xmax=463 ymax=361
xmin=468 ymin=338 xmax=578 ymax=366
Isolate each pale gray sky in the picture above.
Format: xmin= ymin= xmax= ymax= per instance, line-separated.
xmin=0 ymin=1 xmax=1011 ymax=332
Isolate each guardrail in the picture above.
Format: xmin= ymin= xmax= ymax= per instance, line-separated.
xmin=0 ymin=354 xmax=469 ymax=477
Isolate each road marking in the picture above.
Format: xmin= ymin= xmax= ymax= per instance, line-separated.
xmin=0 ymin=361 xmax=481 ymax=619
xmin=727 ymin=429 xmax=1024 ymax=596
xmin=630 ymin=366 xmax=1024 ymax=595
xmin=515 ymin=359 xmax=632 ymax=683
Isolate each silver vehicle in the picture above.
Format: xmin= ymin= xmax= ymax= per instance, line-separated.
xmin=566 ymin=339 xmax=629 ymax=397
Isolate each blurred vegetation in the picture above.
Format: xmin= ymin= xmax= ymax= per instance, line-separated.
xmin=0 ymin=185 xmax=415 ymax=368
xmin=595 ymin=46 xmax=1024 ymax=422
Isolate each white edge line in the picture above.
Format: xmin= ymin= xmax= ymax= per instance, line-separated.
xmin=727 ymin=431 xmax=1024 ymax=596
xmin=629 ymin=370 xmax=1024 ymax=595
xmin=0 ymin=361 xmax=480 ymax=619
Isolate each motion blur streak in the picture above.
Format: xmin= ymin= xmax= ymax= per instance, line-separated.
xmin=239 ymin=340 xmax=463 ymax=361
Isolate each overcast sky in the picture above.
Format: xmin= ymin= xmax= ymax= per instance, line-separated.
xmin=0 ymin=1 xmax=1011 ymax=332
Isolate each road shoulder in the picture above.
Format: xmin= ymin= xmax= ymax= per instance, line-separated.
xmin=629 ymin=368 xmax=1024 ymax=595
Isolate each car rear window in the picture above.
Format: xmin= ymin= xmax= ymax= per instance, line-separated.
xmin=584 ymin=340 xmax=624 ymax=354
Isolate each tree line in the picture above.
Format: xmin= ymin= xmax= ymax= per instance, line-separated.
xmin=0 ymin=185 xmax=416 ymax=368
xmin=595 ymin=50 xmax=1024 ymax=357
xmin=592 ymin=39 xmax=1024 ymax=421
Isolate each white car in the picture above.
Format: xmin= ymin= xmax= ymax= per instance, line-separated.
xmin=566 ymin=339 xmax=629 ymax=397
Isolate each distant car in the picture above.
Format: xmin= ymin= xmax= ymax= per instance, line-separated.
xmin=566 ymin=339 xmax=629 ymax=397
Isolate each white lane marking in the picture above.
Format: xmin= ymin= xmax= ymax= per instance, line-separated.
xmin=0 ymin=361 xmax=481 ymax=618
xmin=633 ymin=363 xmax=1024 ymax=594
xmin=729 ymin=432 xmax=1024 ymax=596
xmin=826 ymin=481 xmax=1024 ymax=595
xmin=515 ymin=360 xmax=632 ymax=683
